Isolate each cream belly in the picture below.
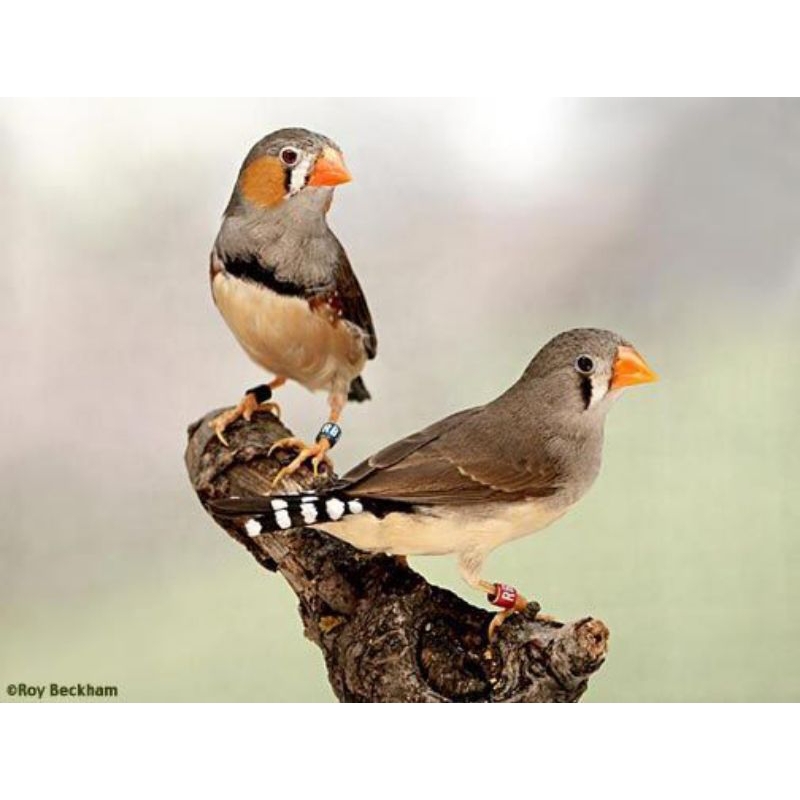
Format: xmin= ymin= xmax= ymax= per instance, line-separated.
xmin=212 ymin=271 xmax=366 ymax=392
xmin=314 ymin=497 xmax=569 ymax=579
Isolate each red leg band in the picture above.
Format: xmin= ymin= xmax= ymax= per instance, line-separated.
xmin=488 ymin=583 xmax=518 ymax=609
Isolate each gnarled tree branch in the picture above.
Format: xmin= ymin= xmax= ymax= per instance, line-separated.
xmin=185 ymin=409 xmax=609 ymax=702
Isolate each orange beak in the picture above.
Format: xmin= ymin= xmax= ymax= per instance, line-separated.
xmin=610 ymin=345 xmax=659 ymax=390
xmin=308 ymin=147 xmax=352 ymax=187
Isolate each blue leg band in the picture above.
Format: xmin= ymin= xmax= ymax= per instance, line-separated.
xmin=316 ymin=422 xmax=342 ymax=447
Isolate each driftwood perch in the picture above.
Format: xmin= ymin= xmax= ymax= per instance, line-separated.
xmin=185 ymin=409 xmax=609 ymax=702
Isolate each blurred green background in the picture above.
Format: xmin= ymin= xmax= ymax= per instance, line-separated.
xmin=2 ymin=98 xmax=798 ymax=701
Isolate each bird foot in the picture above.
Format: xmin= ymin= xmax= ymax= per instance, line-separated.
xmin=210 ymin=395 xmax=281 ymax=446
xmin=486 ymin=583 xmax=529 ymax=641
xmin=268 ymin=437 xmax=333 ymax=487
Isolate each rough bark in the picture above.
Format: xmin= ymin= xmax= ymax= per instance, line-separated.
xmin=185 ymin=409 xmax=609 ymax=702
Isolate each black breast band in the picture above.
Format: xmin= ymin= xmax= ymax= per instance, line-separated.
xmin=221 ymin=252 xmax=307 ymax=299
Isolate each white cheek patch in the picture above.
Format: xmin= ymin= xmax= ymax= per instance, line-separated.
xmin=588 ymin=373 xmax=609 ymax=408
xmin=288 ymin=154 xmax=314 ymax=195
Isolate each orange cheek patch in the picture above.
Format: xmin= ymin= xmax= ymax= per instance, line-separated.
xmin=240 ymin=156 xmax=286 ymax=208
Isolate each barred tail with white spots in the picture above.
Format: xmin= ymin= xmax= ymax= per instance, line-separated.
xmin=245 ymin=493 xmax=368 ymax=536
xmin=208 ymin=492 xmax=404 ymax=538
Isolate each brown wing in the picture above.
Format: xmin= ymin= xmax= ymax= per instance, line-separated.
xmin=331 ymin=241 xmax=377 ymax=359
xmin=344 ymin=406 xmax=483 ymax=483
xmin=341 ymin=405 xmax=564 ymax=505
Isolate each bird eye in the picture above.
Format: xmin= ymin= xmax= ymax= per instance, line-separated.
xmin=279 ymin=147 xmax=300 ymax=166
xmin=575 ymin=355 xmax=595 ymax=375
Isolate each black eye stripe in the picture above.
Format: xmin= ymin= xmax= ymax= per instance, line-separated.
xmin=580 ymin=374 xmax=593 ymax=409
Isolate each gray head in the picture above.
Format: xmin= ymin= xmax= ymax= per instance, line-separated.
xmin=225 ymin=127 xmax=351 ymax=215
xmin=517 ymin=328 xmax=658 ymax=417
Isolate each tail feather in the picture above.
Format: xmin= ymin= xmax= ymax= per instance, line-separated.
xmin=209 ymin=492 xmax=408 ymax=537
xmin=347 ymin=376 xmax=371 ymax=402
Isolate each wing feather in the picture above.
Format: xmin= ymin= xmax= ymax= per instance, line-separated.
xmin=341 ymin=405 xmax=564 ymax=504
xmin=331 ymin=242 xmax=377 ymax=359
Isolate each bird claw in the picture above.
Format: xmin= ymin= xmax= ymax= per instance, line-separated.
xmin=242 ymin=401 xmax=281 ymax=423
xmin=310 ymin=449 xmax=332 ymax=476
xmin=487 ymin=611 xmax=513 ymax=642
xmin=269 ymin=438 xmax=333 ymax=487
xmin=210 ymin=409 xmax=237 ymax=446
xmin=209 ymin=397 xmax=281 ymax=446
xmin=267 ymin=436 xmax=306 ymax=458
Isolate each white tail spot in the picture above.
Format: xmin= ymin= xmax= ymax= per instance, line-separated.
xmin=271 ymin=499 xmax=288 ymax=511
xmin=244 ymin=519 xmax=262 ymax=537
xmin=275 ymin=509 xmax=292 ymax=530
xmin=347 ymin=500 xmax=363 ymax=514
xmin=326 ymin=498 xmax=346 ymax=521
xmin=300 ymin=503 xmax=318 ymax=524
